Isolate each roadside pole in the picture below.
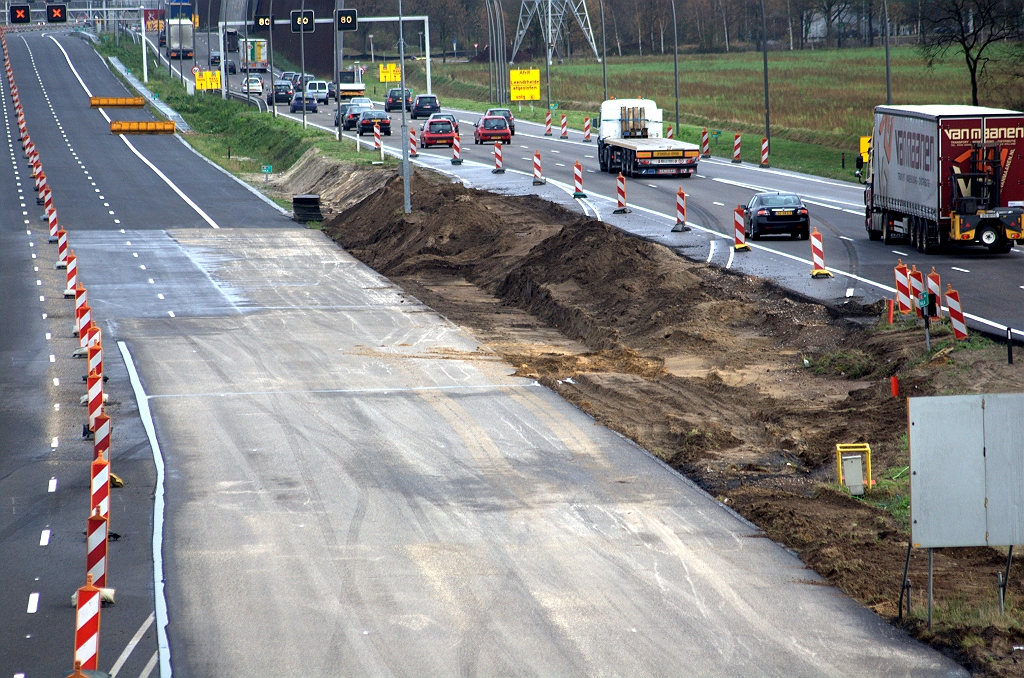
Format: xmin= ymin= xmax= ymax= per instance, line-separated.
xmin=300 ymin=0 xmax=306 ymax=129
xmin=219 ymin=21 xmax=226 ymax=99
xmin=398 ymin=0 xmax=411 ymax=214
xmin=335 ymin=0 xmax=341 ymax=141
xmin=268 ymin=0 xmax=275 ymax=116
xmin=141 ymin=5 xmax=147 ymax=83
xmin=670 ymin=0 xmax=678 ymax=137
xmin=758 ymin=0 xmax=770 ymax=152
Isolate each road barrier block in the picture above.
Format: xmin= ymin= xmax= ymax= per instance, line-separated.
xmin=109 ymin=120 xmax=175 ymax=134
xmin=90 ymin=96 xmax=145 ymax=108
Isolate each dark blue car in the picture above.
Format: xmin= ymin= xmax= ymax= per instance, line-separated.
xmin=290 ymin=92 xmax=317 ymax=113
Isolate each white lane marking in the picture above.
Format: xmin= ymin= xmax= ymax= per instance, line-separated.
xmin=48 ymin=355 xmax=55 ymax=363
xmin=846 ymin=288 xmax=855 ymax=297
xmin=50 ymin=437 xmax=58 ymax=448
xmin=39 ymin=296 xmax=45 ymax=302
xmin=713 ymin=201 xmax=724 ymax=206
xmin=47 ymin=36 xmax=220 ymax=229
xmin=706 ymin=239 xmax=716 ymax=263
xmin=39 ymin=529 xmax=50 ymax=546
xmin=53 ymin=378 xmax=59 ymax=386
xmin=140 ymin=265 xmax=147 ymax=270
xmin=133 ymin=253 xmax=138 ymax=258
xmin=168 ymin=311 xmax=176 ymax=317
xmin=48 ymin=477 xmax=57 ymax=492
xmin=148 ymin=279 xmax=155 ymax=284
xmin=109 ymin=612 xmax=155 ymax=677
xmin=118 ymin=341 xmax=171 ymax=678
xmin=139 ymin=651 xmax=159 ymax=678
xmin=555 ymin=162 xmax=565 ymax=167
xmin=952 ymin=266 xmax=971 ymax=273
xmin=892 ymin=250 xmax=908 ymax=256
xmin=584 ymin=155 xmax=594 ymax=158
xmin=726 ymin=246 xmax=735 ymax=269
xmin=696 ymin=174 xmax=707 ymax=178
xmin=839 ymin=235 xmax=854 ymax=241
xmin=551 ymin=149 xmax=560 ymax=153
xmin=157 ymin=294 xmax=165 ymax=300
xmin=45 ymin=333 xmax=50 ymax=340
xmin=711 ymin=176 xmax=863 ymax=211
xmin=647 ymin=184 xmax=657 ymax=188
xmin=26 ymin=593 xmax=39 ymax=613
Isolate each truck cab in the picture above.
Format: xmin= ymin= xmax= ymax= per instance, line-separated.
xmin=596 ymin=98 xmax=700 ymax=177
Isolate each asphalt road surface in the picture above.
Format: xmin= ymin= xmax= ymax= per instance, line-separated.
xmin=2 ymin=28 xmax=970 ymax=677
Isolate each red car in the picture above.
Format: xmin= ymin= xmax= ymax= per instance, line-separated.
xmin=473 ymin=115 xmax=511 ymax=144
xmin=419 ymin=118 xmax=456 ymax=148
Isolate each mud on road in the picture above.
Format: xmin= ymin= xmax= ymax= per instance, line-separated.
xmin=322 ymin=170 xmax=1024 ymax=676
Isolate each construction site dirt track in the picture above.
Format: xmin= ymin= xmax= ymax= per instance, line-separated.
xmin=323 ymin=170 xmax=1024 ymax=676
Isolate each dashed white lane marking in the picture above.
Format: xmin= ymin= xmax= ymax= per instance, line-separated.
xmin=555 ymin=162 xmax=565 ymax=167
xmin=892 ymin=250 xmax=908 ymax=256
xmin=140 ymin=264 xmax=147 ymax=270
xmin=952 ymin=266 xmax=971 ymax=273
xmin=647 ymin=184 xmax=657 ymax=188
xmin=168 ymin=311 xmax=175 ymax=318
xmin=48 ymin=355 xmax=55 ymax=363
xmin=47 ymin=477 xmax=57 ymax=492
xmin=26 ymin=593 xmax=39 ymax=613
xmin=109 ymin=612 xmax=156 ymax=678
xmin=53 ymin=378 xmax=59 ymax=386
xmin=713 ymin=201 xmax=724 ymax=206
xmin=846 ymin=288 xmax=856 ymax=297
xmin=50 ymin=437 xmax=58 ymax=448
xmin=839 ymin=235 xmax=854 ymax=241
xmin=584 ymin=155 xmax=594 ymax=158
xmin=45 ymin=333 xmax=50 ymax=340
xmin=139 ymin=651 xmax=159 ymax=678
xmin=157 ymin=293 xmax=164 ymax=300
xmin=39 ymin=529 xmax=50 ymax=546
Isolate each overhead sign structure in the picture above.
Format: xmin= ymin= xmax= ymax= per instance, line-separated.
xmin=9 ymin=4 xmax=30 ymax=23
xmin=194 ymin=70 xmax=222 ymax=91
xmin=336 ymin=8 xmax=357 ymax=31
xmin=509 ymin=69 xmax=540 ymax=101
xmin=290 ymin=9 xmax=314 ymax=33
xmin=46 ymin=4 xmax=67 ymax=23
xmin=254 ymin=14 xmax=272 ymax=29
xmin=378 ymin=63 xmax=401 ymax=83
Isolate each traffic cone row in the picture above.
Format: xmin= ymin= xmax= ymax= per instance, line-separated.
xmin=0 ymin=30 xmax=119 ymax=674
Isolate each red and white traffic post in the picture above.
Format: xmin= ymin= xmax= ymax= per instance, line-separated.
xmin=734 ymin=207 xmax=750 ymax=251
xmin=92 ymin=413 xmax=111 ymax=461
xmin=560 ymin=113 xmax=568 ymax=139
xmin=408 ymin=128 xmax=417 ymax=157
xmin=56 ymin=229 xmax=68 ymax=269
xmin=760 ymin=137 xmax=769 ymax=168
xmin=86 ymin=509 xmax=108 ymax=588
xmin=492 ymin=141 xmax=504 ymax=174
xmin=75 ymin=303 xmax=91 ymax=339
xmin=894 ymin=260 xmax=912 ymax=314
xmin=946 ymin=284 xmax=969 ymax=340
xmin=64 ymin=250 xmax=77 ymax=297
xmin=672 ymin=189 xmax=688 ymax=232
xmin=544 ymin=110 xmax=552 ymax=136
xmin=533 ymin=150 xmax=545 ymax=185
xmin=927 ymin=267 xmax=943 ymax=319
xmin=583 ymin=116 xmax=592 ymax=142
xmin=810 ymin=228 xmax=833 ymax=278
xmin=732 ymin=133 xmax=741 ymax=163
xmin=701 ymin=128 xmax=710 ymax=158
xmin=666 ymin=125 xmax=673 ymax=140
xmin=46 ymin=192 xmax=59 ymax=241
xmin=91 ymin=455 xmax=110 ymax=518
xmin=909 ymin=265 xmax=925 ymax=317
xmin=451 ymin=133 xmax=462 ymax=165
xmin=88 ymin=343 xmax=103 ymax=378
xmin=373 ymin=123 xmax=381 ymax=151
xmin=84 ymin=325 xmax=101 ymax=349
xmin=73 ymin=574 xmax=102 ymax=670
xmin=613 ymin=173 xmax=630 ymax=214
xmin=87 ymin=371 xmax=103 ymax=430
xmin=572 ymin=161 xmax=586 ymax=198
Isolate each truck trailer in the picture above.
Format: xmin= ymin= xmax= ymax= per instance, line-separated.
xmin=596 ymin=99 xmax=700 ymax=178
xmin=239 ymin=37 xmax=268 ymax=72
xmin=167 ymin=18 xmax=194 ymax=59
xmin=863 ymin=105 xmax=1024 ymax=254
xmin=336 ymin=69 xmax=366 ymax=100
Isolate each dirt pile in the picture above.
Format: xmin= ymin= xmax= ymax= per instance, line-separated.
xmin=263 ymin=148 xmax=394 ymax=215
xmin=324 ymin=170 xmax=1024 ymax=676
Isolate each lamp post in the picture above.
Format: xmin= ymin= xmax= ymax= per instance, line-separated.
xmin=670 ymin=0 xmax=678 ymax=137
xmin=882 ymin=0 xmax=891 ymax=104
xmin=398 ymin=0 xmax=411 ymax=213
xmin=335 ymin=0 xmax=343 ymax=141
xmin=369 ymin=33 xmax=374 ymax=62
xmin=598 ymin=0 xmax=607 ymax=101
xmin=759 ymin=0 xmax=770 ymax=149
xmin=300 ymin=0 xmax=306 ymax=128
xmin=269 ymin=0 xmax=276 ymax=116
xmin=205 ymin=0 xmax=211 ymax=74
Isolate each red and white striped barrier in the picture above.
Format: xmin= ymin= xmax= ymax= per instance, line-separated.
xmin=64 ymin=251 xmax=77 ymax=297
xmin=451 ymin=133 xmax=462 ymax=165
xmin=84 ymin=325 xmax=101 ymax=349
xmin=46 ymin=195 xmax=59 ymax=241
xmin=86 ymin=509 xmax=108 ymax=588
xmin=408 ymin=128 xmax=417 ymax=157
xmin=894 ymin=260 xmax=912 ymax=314
xmin=56 ymin=229 xmax=68 ymax=269
xmin=572 ymin=161 xmax=586 ymax=198
xmin=909 ymin=265 xmax=924 ymax=317
xmin=87 ymin=371 xmax=103 ymax=429
xmin=88 ymin=344 xmax=103 ymax=377
xmin=492 ymin=141 xmax=504 ymax=174
xmin=74 ymin=574 xmax=102 ymax=670
xmin=532 ymin=150 xmax=545 ymax=185
xmin=701 ymin=128 xmax=710 ymax=158
xmin=734 ymin=207 xmax=750 ymax=251
xmin=373 ymin=123 xmax=381 ymax=150
xmin=927 ymin=266 xmax=943 ymax=319
xmin=946 ymin=284 xmax=968 ymax=340
xmin=92 ymin=413 xmax=110 ymax=461
xmin=560 ymin=113 xmax=568 ymax=139
xmin=810 ymin=228 xmax=833 ymax=277
xmin=613 ymin=173 xmax=630 ymax=214
xmin=672 ymin=189 xmax=687 ymax=232
xmin=583 ymin=116 xmax=591 ymax=142
xmin=666 ymin=125 xmax=673 ymax=139
xmin=91 ymin=455 xmax=110 ymax=518
xmin=544 ymin=111 xmax=552 ymax=136
xmin=74 ymin=284 xmax=88 ymax=319
xmin=75 ymin=303 xmax=91 ymax=339
xmin=732 ymin=133 xmax=741 ymax=163
xmin=760 ymin=137 xmax=769 ymax=168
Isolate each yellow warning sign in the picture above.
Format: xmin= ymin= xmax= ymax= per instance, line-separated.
xmin=378 ymin=63 xmax=401 ymax=83
xmin=195 ymin=70 xmax=222 ymax=91
xmin=860 ymin=135 xmax=871 ymax=163
xmin=509 ymin=69 xmax=541 ymax=101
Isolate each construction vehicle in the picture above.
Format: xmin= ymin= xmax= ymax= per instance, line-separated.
xmin=861 ymin=105 xmax=1024 ymax=253
xmin=596 ymin=98 xmax=700 ymax=178
xmin=336 ymin=68 xmax=366 ymax=100
xmin=167 ymin=17 xmax=194 ymax=59
xmin=239 ymin=37 xmax=268 ymax=72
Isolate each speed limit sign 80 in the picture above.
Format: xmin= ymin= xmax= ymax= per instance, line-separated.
xmin=290 ymin=9 xmax=314 ymax=32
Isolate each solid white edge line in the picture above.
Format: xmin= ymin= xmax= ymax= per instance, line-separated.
xmin=109 ymin=612 xmax=156 ymax=677
xmin=726 ymin=246 xmax=735 ymax=269
xmin=47 ymin=35 xmax=220 ymax=229
xmin=172 ymin=135 xmax=289 ymax=215
xmin=706 ymin=239 xmax=716 ymax=263
xmin=117 ymin=341 xmax=172 ymax=678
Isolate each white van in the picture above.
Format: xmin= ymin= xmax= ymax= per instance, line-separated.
xmin=307 ymin=80 xmax=329 ymax=104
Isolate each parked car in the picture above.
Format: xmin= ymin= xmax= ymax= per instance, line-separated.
xmin=419 ymin=118 xmax=455 ymax=148
xmin=209 ymin=51 xmax=221 ymax=66
xmin=225 ymin=60 xmax=237 ymax=74
xmin=426 ymin=113 xmax=458 ymax=133
xmin=289 ymin=92 xmax=318 ymax=113
xmin=267 ymin=80 xmax=293 ymax=105
xmin=485 ymin=107 xmax=515 ymax=135
xmin=342 ymin=105 xmax=371 ymax=130
xmin=473 ymin=115 xmax=511 ymax=144
xmin=411 ymin=94 xmax=440 ymax=119
xmin=384 ymin=88 xmax=412 ymax=112
xmin=358 ymin=110 xmax=392 ymax=136
xmin=241 ymin=76 xmax=263 ymax=95
xmin=306 ymin=80 xmax=329 ymax=104
xmin=742 ymin=192 xmax=810 ymax=240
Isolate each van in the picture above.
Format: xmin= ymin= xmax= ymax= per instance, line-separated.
xmin=307 ymin=80 xmax=329 ymax=104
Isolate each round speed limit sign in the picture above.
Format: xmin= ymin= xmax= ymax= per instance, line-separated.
xmin=192 ymin=66 xmax=201 ymax=75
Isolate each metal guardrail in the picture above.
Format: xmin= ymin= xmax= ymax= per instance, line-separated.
xmin=228 ymin=90 xmax=268 ymax=113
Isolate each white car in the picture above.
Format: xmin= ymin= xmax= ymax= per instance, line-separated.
xmin=349 ymin=96 xmax=373 ymax=109
xmin=307 ymin=80 xmax=329 ymax=104
xmin=241 ymin=76 xmax=263 ymax=95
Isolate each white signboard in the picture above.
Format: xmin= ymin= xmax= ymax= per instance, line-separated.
xmin=910 ymin=393 xmax=1024 ymax=548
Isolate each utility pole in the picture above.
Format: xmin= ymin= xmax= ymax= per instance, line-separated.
xmin=398 ymin=0 xmax=411 ymax=213
xmin=599 ymin=0 xmax=607 ymax=101
xmin=141 ymin=5 xmax=148 ymax=82
xmin=269 ymin=0 xmax=276 ymax=116
xmin=670 ymin=0 xmax=678 ymax=135
xmin=759 ymin=0 xmax=770 ymax=149
xmin=882 ymin=0 xmax=892 ymax=104
xmin=300 ymin=0 xmax=307 ymax=128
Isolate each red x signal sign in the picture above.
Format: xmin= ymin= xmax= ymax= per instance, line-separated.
xmin=46 ymin=4 xmax=67 ymax=22
xmin=9 ymin=4 xmax=30 ymax=23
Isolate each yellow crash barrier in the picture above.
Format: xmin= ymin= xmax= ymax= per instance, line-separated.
xmin=90 ymin=97 xmax=145 ymax=108
xmin=110 ymin=120 xmax=176 ymax=135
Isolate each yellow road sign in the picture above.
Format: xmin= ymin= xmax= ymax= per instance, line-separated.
xmin=378 ymin=63 xmax=401 ymax=83
xmin=860 ymin=135 xmax=871 ymax=162
xmin=195 ymin=70 xmax=222 ymax=91
xmin=509 ymin=69 xmax=541 ymax=101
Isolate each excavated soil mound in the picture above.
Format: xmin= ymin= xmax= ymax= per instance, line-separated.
xmin=324 ymin=171 xmax=1024 ymax=676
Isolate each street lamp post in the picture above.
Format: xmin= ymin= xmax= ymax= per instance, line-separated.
xmin=882 ymin=0 xmax=892 ymax=104
xmin=269 ymin=0 xmax=276 ymax=116
xmin=759 ymin=0 xmax=770 ymax=151
xmin=670 ymin=0 xmax=678 ymax=137
xmin=398 ymin=0 xmax=411 ymax=213
xmin=300 ymin=0 xmax=306 ymax=128
xmin=369 ymin=33 xmax=374 ymax=62
xmin=598 ymin=0 xmax=607 ymax=101
xmin=335 ymin=0 xmax=343 ymax=141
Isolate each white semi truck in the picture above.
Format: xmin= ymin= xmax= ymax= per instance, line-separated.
xmin=239 ymin=38 xmax=268 ymax=72
xmin=596 ymin=99 xmax=701 ymax=178
xmin=167 ymin=18 xmax=194 ymax=60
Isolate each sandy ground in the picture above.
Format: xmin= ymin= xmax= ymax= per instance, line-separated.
xmin=304 ymin=165 xmax=1024 ymax=676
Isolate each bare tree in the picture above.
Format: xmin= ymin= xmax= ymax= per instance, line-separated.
xmin=920 ymin=0 xmax=1024 ymax=105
